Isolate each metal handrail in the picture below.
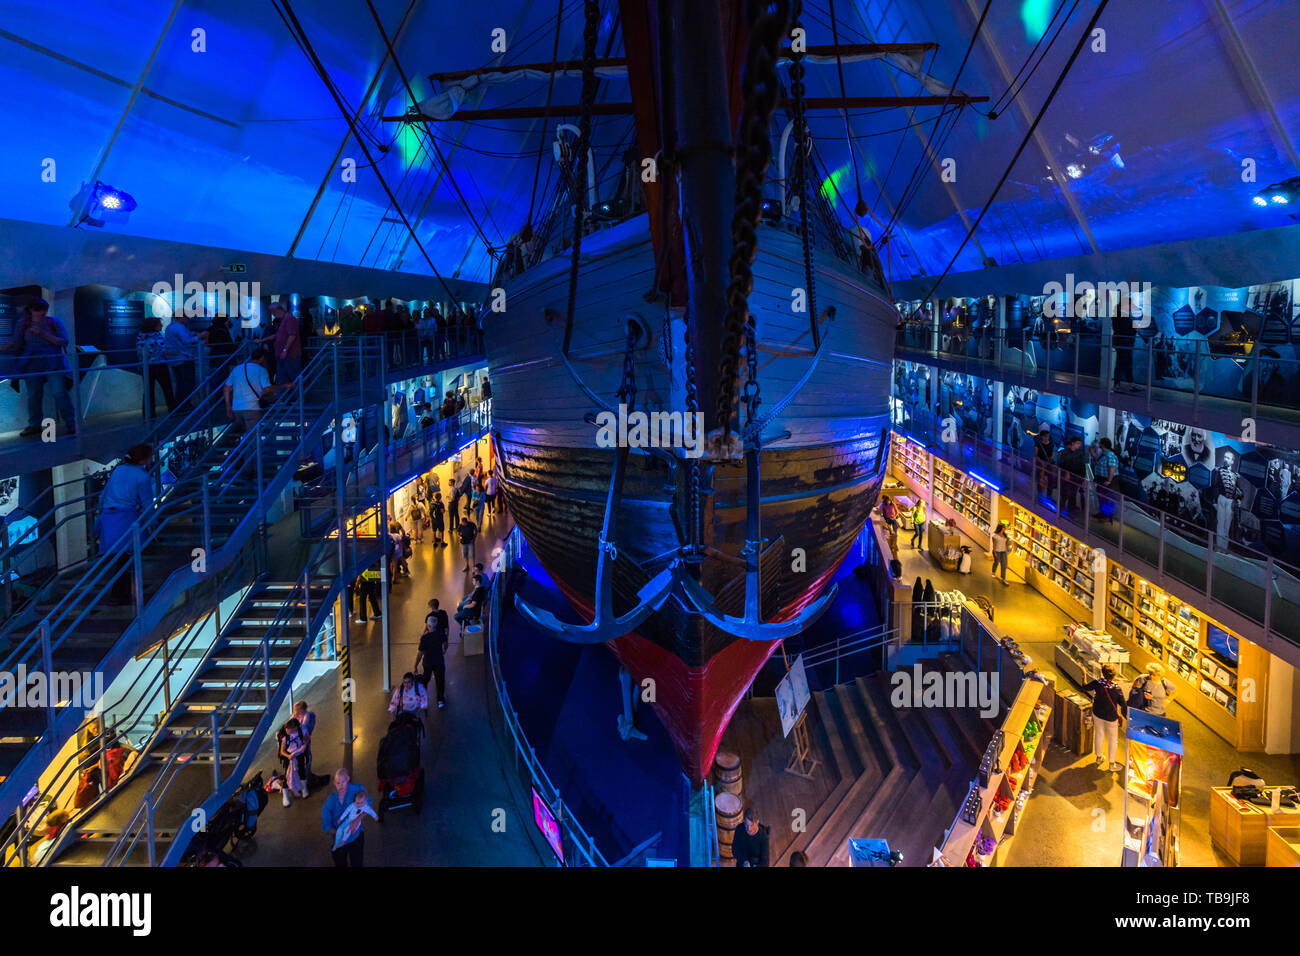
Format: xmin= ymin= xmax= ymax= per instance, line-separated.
xmin=3 ymin=547 xmax=261 ymax=866
xmin=0 ymin=341 xmax=372 ymax=823
xmin=484 ymin=528 xmax=610 ymax=867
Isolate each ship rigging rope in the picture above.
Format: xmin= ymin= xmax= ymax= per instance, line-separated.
xmin=562 ymin=0 xmax=601 ymax=355
xmin=272 ymin=0 xmax=467 ymax=317
xmin=788 ymin=0 xmax=819 ymax=350
xmin=717 ymin=0 xmax=791 ymax=439
xmin=825 ymin=0 xmax=866 ymax=218
xmin=525 ymin=0 xmax=567 ymax=240
xmin=908 ymin=0 xmax=1111 ymax=318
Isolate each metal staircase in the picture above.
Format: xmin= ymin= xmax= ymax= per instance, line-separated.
xmin=0 ymin=339 xmax=386 ymax=826
xmin=1 ymin=335 xmax=495 ymax=865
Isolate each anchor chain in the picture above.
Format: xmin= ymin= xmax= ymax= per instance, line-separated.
xmin=616 ymin=320 xmax=639 ymax=411
xmin=716 ymin=0 xmax=791 ymax=438
xmin=562 ymin=0 xmax=601 ymax=355
xmin=789 ymin=0 xmax=820 ymax=349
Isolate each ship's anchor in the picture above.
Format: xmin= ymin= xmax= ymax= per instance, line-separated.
xmin=676 ymin=441 xmax=837 ymax=641
xmin=514 ymin=322 xmax=678 ymax=644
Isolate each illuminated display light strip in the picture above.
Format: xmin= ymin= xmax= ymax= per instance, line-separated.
xmin=967 ymin=471 xmax=1000 ymax=492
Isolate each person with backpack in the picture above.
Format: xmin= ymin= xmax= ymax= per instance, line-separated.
xmin=1128 ymin=662 xmax=1176 ymax=716
xmin=389 ymin=520 xmax=411 ymax=578
xmin=458 ymin=514 xmax=478 ymax=572
xmin=430 ymin=491 xmax=446 ymax=547
xmin=388 ymin=672 xmax=428 ymax=719
xmin=276 ymin=718 xmax=309 ymax=806
xmin=910 ymin=499 xmax=927 ymax=550
xmin=1083 ymin=665 xmax=1128 ymax=772
xmin=408 ymin=497 xmax=426 ymax=544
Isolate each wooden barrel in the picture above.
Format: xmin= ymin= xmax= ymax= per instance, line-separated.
xmin=714 ymin=750 xmax=743 ymax=795
xmin=715 ymin=791 xmax=743 ymax=860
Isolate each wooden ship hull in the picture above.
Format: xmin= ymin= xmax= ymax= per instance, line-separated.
xmin=487 ymin=212 xmax=896 ymax=783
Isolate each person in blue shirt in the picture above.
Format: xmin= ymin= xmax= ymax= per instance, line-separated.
xmin=95 ymin=443 xmax=155 ymax=604
xmin=320 ymin=768 xmax=369 ymax=866
xmin=0 ymin=299 xmax=76 ymax=438
xmin=161 ymin=312 xmax=208 ymax=410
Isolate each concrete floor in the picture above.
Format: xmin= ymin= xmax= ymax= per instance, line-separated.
xmin=893 ymin=523 xmax=1300 ymax=867
xmin=228 ymin=506 xmax=545 ymax=866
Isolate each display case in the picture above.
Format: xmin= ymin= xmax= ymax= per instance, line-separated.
xmin=1122 ymin=711 xmax=1182 ymax=867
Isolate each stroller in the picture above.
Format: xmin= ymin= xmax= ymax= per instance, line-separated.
xmin=376 ymin=712 xmax=425 ymax=821
xmin=180 ymin=771 xmax=268 ymax=865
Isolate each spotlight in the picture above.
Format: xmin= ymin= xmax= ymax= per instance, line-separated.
xmin=1253 ymin=175 xmax=1299 ymax=208
xmin=1065 ymin=163 xmax=1085 ymax=179
xmin=71 ymin=180 xmax=137 ymax=228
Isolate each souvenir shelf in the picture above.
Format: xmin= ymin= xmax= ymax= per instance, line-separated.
xmin=1103 ymin=563 xmax=1262 ymax=749
xmin=1004 ymin=502 xmax=1096 ymax=617
xmin=932 ymin=458 xmax=992 ymax=535
xmin=889 ymin=434 xmax=992 ymax=546
xmin=934 ymin=681 xmax=1052 ymax=868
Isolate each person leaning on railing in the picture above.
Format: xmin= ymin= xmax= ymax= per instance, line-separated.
xmin=0 ymin=298 xmax=77 ymax=438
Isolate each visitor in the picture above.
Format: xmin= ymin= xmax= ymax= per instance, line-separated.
xmin=162 ymin=311 xmax=208 ymax=410
xmin=480 ymin=374 xmax=492 ymax=413
xmin=1034 ymin=428 xmax=1055 ymax=494
xmin=262 ymin=303 xmax=302 ymax=385
xmin=879 ymin=495 xmax=899 ymax=535
xmin=472 ymin=480 xmax=486 ymax=527
xmin=292 ymin=700 xmax=325 ymax=787
xmin=430 ymin=491 xmax=446 ymax=546
xmin=1 ymin=299 xmax=76 ymax=438
xmin=415 ymin=601 xmax=449 ymax=709
xmin=408 ymin=496 xmax=426 ymax=544
xmin=222 ymin=347 xmax=291 ymax=434
xmin=990 ymin=522 xmax=1010 ymax=584
xmin=458 ymin=514 xmax=478 ymax=571
xmin=388 ymin=672 xmax=428 ymax=718
xmin=731 ymin=807 xmax=770 ymax=867
xmin=31 ymin=809 xmax=72 ymax=864
xmin=1056 ymin=436 xmax=1088 ymax=515
xmin=276 ymin=717 xmax=309 ymax=806
xmin=320 ymin=769 xmax=368 ymax=867
xmin=909 ymin=499 xmax=927 ymax=550
xmin=485 ymin=470 xmax=499 ymax=516
xmin=390 ymin=520 xmax=411 ymax=578
xmin=1094 ymin=437 xmax=1119 ymax=523
xmin=1128 ymin=662 xmax=1175 ymax=716
xmin=455 ymin=572 xmax=486 ymax=626
xmin=96 ymin=443 xmax=155 ymax=604
xmin=1112 ymin=306 xmax=1136 ymax=389
xmin=357 ymin=563 xmax=382 ymax=623
xmin=1083 ymin=664 xmax=1127 ymax=773
xmin=136 ymin=316 xmax=176 ymax=419
xmin=789 ymin=851 xmax=808 ymax=867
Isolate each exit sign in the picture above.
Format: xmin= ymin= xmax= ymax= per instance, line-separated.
xmin=225 ymin=263 xmax=247 ymax=274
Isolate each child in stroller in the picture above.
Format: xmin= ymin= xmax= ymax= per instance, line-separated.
xmin=180 ymin=771 xmax=268 ymax=866
xmin=376 ymin=711 xmax=425 ymax=821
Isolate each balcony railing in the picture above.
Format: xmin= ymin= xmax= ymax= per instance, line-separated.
xmin=894 ymin=422 xmax=1300 ymax=649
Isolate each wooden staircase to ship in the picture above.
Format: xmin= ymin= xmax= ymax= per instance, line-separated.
xmin=720 ymin=653 xmax=1002 ymax=866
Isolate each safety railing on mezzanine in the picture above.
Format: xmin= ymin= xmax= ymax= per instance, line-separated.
xmin=893 ymin=424 xmax=1300 ymax=650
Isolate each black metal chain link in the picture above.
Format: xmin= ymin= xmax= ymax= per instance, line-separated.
xmin=789 ymin=0 xmax=819 ymax=349
xmin=616 ymin=320 xmax=638 ymax=412
xmin=562 ymin=0 xmax=601 ymax=354
xmin=717 ymin=0 xmax=791 ymax=437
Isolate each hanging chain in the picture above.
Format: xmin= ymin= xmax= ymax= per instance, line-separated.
xmin=684 ymin=306 xmax=702 ymax=552
xmin=616 ymin=320 xmax=638 ymax=412
xmin=789 ymin=0 xmax=819 ymax=349
xmin=562 ymin=0 xmax=601 ymax=355
xmin=717 ymin=0 xmax=791 ymax=438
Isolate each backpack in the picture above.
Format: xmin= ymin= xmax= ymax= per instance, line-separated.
xmin=1126 ymin=676 xmax=1147 ymax=710
xmin=401 ymin=533 xmax=412 ymax=558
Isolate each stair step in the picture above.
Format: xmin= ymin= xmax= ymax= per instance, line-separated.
xmin=803 ymin=763 xmax=905 ymax=865
xmin=856 ymin=675 xmax=921 ymax=770
xmin=825 ymin=764 xmax=916 ymax=866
